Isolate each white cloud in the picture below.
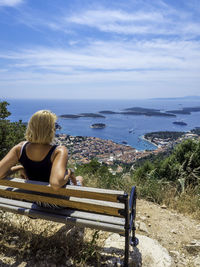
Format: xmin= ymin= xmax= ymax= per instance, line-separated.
xmin=0 ymin=0 xmax=200 ymax=98
xmin=67 ymin=10 xmax=163 ymax=25
xmin=0 ymin=0 xmax=23 ymax=7
xmin=65 ymin=7 xmax=200 ymax=37
xmin=5 ymin=1 xmax=200 ymax=39
xmin=0 ymin=38 xmax=199 ymax=82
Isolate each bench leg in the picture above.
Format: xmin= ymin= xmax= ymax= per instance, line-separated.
xmin=124 ymin=230 xmax=130 ymax=267
xmin=124 ymin=194 xmax=130 ymax=267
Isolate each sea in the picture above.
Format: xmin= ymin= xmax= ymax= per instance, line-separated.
xmin=5 ymin=98 xmax=200 ymax=151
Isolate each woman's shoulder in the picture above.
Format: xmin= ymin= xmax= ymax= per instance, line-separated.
xmin=55 ymin=145 xmax=68 ymax=153
xmin=51 ymin=145 xmax=68 ymax=161
xmin=14 ymin=141 xmax=27 ymax=149
xmin=12 ymin=141 xmax=27 ymax=158
xmin=53 ymin=145 xmax=68 ymax=157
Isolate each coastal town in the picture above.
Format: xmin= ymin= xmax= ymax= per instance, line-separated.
xmin=55 ymin=129 xmax=200 ymax=168
xmin=55 ymin=134 xmax=143 ymax=165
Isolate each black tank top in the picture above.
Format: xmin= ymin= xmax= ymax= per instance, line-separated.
xmin=19 ymin=142 xmax=57 ymax=182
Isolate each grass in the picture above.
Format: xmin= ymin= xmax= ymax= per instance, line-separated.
xmin=130 ymin=174 xmax=200 ymax=220
xmin=79 ymin=163 xmax=200 ymax=220
xmin=0 ymin=212 xmax=103 ymax=266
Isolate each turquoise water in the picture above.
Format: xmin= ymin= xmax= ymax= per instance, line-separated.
xmin=6 ymin=98 xmax=200 ymax=151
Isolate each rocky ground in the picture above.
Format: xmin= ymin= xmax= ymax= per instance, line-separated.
xmin=0 ymin=199 xmax=199 ymax=266
xmin=136 ymin=199 xmax=200 ymax=267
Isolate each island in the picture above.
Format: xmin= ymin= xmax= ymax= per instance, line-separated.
xmin=109 ymin=106 xmax=177 ymax=117
xmin=183 ymin=107 xmax=200 ymax=112
xmin=59 ymin=114 xmax=81 ymax=119
xmin=123 ymin=107 xmax=160 ymax=112
xmin=59 ymin=113 xmax=105 ymax=119
xmin=167 ymin=110 xmax=191 ymax=114
xmin=79 ymin=113 xmax=105 ymax=118
xmin=173 ymin=121 xmax=187 ymax=126
xmin=120 ymin=111 xmax=176 ymax=117
xmin=99 ymin=110 xmax=117 ymax=114
xmin=90 ymin=123 xmax=106 ymax=129
xmin=166 ymin=106 xmax=200 ymax=114
xmin=59 ymin=105 xmax=200 ymax=121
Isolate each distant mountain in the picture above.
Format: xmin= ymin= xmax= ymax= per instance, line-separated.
xmin=150 ymin=96 xmax=200 ymax=101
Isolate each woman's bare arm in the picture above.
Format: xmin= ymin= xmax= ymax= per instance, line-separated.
xmin=0 ymin=144 xmax=21 ymax=178
xmin=49 ymin=146 xmax=69 ymax=190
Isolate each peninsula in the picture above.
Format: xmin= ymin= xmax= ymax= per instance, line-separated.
xmin=143 ymin=130 xmax=199 ymax=149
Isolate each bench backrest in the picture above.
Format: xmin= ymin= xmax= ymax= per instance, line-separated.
xmin=0 ymin=177 xmax=126 ymax=217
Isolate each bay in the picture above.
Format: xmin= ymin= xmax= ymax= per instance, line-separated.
xmin=5 ymin=98 xmax=200 ymax=151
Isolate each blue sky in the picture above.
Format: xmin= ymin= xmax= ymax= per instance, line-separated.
xmin=0 ymin=0 xmax=200 ymax=99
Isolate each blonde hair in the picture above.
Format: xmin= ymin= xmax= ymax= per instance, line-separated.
xmin=25 ymin=110 xmax=57 ymax=144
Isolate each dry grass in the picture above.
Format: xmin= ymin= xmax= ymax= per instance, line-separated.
xmin=164 ymin=186 xmax=200 ymax=220
xmin=0 ymin=211 xmax=103 ymax=266
xmin=131 ymin=174 xmax=200 ymax=220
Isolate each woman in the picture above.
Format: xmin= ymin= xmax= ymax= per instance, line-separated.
xmin=0 ymin=110 xmax=83 ymax=189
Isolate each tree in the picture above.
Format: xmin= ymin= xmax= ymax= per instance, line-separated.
xmin=0 ymin=101 xmax=26 ymax=159
xmin=132 ymin=139 xmax=200 ymax=189
xmin=177 ymin=141 xmax=200 ymax=187
xmin=0 ymin=101 xmax=11 ymax=119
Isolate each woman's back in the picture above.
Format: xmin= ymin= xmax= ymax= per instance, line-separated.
xmin=19 ymin=142 xmax=57 ymax=182
xmin=0 ymin=110 xmax=80 ymax=190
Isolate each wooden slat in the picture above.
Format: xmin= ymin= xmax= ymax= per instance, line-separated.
xmin=0 ymin=186 xmax=124 ymax=209
xmin=0 ymin=188 xmax=123 ymax=217
xmin=0 ymin=178 xmax=124 ymax=202
xmin=0 ymin=202 xmax=125 ymax=234
xmin=0 ymin=197 xmax=125 ymax=225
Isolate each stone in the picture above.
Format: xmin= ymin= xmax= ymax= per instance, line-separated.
xmin=194 ymin=255 xmax=200 ymax=266
xmin=139 ymin=222 xmax=149 ymax=234
xmin=135 ymin=221 xmax=140 ymax=229
xmin=102 ymin=233 xmax=172 ymax=267
xmin=139 ymin=216 xmax=147 ymax=221
xmin=171 ymin=229 xmax=177 ymax=234
xmin=185 ymin=240 xmax=200 ymax=255
xmin=136 ymin=235 xmax=173 ymax=267
xmin=190 ymin=240 xmax=198 ymax=245
xmin=161 ymin=204 xmax=167 ymax=209
xmin=169 ymin=250 xmax=180 ymax=259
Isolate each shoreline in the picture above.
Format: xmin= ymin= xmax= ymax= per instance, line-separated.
xmin=141 ymin=135 xmax=159 ymax=149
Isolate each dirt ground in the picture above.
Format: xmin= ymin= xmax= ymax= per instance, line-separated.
xmin=0 ymin=199 xmax=199 ymax=266
xmin=136 ymin=199 xmax=200 ymax=266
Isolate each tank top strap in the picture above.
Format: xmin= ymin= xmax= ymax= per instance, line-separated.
xmin=45 ymin=145 xmax=58 ymax=160
xmin=19 ymin=141 xmax=29 ymax=158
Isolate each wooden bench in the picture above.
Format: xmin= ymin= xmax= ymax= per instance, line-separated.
xmin=0 ymin=177 xmax=138 ymax=266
